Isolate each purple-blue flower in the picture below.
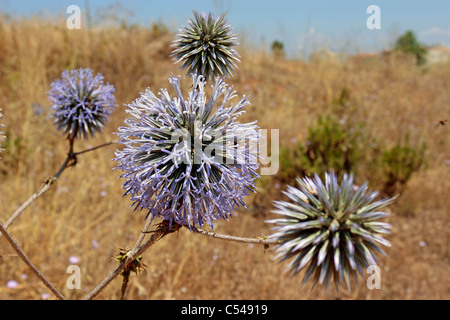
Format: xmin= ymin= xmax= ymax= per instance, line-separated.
xmin=114 ymin=74 xmax=260 ymax=229
xmin=48 ymin=68 xmax=116 ymax=140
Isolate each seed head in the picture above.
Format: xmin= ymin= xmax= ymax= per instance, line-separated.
xmin=48 ymin=68 xmax=116 ymax=140
xmin=114 ymin=74 xmax=259 ymax=229
xmin=267 ymin=172 xmax=396 ymax=292
xmin=171 ymin=11 xmax=240 ymax=82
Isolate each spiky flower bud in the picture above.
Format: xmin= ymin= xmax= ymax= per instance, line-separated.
xmin=114 ymin=246 xmax=147 ymax=276
xmin=171 ymin=11 xmax=240 ymax=82
xmin=48 ymin=68 xmax=116 ymax=140
xmin=114 ymin=74 xmax=259 ymax=230
xmin=267 ymin=172 xmax=396 ymax=291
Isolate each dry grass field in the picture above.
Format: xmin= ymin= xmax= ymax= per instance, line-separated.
xmin=0 ymin=17 xmax=448 ymax=300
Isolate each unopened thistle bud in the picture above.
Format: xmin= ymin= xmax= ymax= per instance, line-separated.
xmin=171 ymin=11 xmax=240 ymax=82
xmin=267 ymin=172 xmax=396 ymax=291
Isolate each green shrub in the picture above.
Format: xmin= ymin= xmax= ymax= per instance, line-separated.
xmin=381 ymin=135 xmax=427 ymax=196
xmin=395 ymin=30 xmax=428 ymax=65
xmin=271 ymin=40 xmax=285 ymax=58
xmin=278 ymin=88 xmax=374 ymax=184
xmin=277 ymin=88 xmax=427 ymax=203
xmin=278 ymin=113 xmax=368 ymax=184
xmin=300 ymin=115 xmax=366 ymax=177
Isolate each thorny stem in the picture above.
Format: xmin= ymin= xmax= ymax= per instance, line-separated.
xmin=126 ymin=217 xmax=154 ymax=260
xmin=119 ymin=217 xmax=153 ymax=300
xmin=83 ymin=221 xmax=181 ymax=300
xmin=120 ymin=273 xmax=130 ymax=300
xmin=0 ymin=141 xmax=115 ymax=237
xmin=187 ymin=225 xmax=280 ymax=246
xmin=87 ymin=222 xmax=278 ymax=300
xmin=0 ymin=222 xmax=66 ymax=300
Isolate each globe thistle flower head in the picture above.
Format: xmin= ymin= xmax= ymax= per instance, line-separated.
xmin=48 ymin=68 xmax=116 ymax=140
xmin=114 ymin=74 xmax=259 ymax=230
xmin=267 ymin=172 xmax=396 ymax=292
xmin=171 ymin=11 xmax=240 ymax=82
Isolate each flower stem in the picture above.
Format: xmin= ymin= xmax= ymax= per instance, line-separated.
xmin=186 ymin=225 xmax=280 ymax=246
xmin=83 ymin=228 xmax=163 ymax=300
xmin=83 ymin=221 xmax=180 ymax=300
xmin=73 ymin=141 xmax=115 ymax=157
xmin=0 ymin=141 xmax=115 ymax=237
xmin=0 ymin=222 xmax=66 ymax=300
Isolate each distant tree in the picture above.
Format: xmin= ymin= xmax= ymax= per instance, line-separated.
xmin=271 ymin=40 xmax=285 ymax=58
xmin=395 ymin=30 xmax=428 ymax=65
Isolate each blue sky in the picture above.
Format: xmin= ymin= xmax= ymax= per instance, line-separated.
xmin=1 ymin=0 xmax=449 ymax=58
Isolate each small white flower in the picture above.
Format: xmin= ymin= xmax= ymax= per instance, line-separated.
xmin=41 ymin=293 xmax=51 ymax=300
xmin=6 ymin=280 xmax=18 ymax=289
xmin=68 ymin=256 xmax=80 ymax=264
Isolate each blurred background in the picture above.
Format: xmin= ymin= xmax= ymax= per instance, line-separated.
xmin=0 ymin=0 xmax=448 ymax=300
xmin=2 ymin=0 xmax=450 ymax=58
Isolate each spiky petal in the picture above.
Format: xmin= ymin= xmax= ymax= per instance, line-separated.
xmin=171 ymin=11 xmax=240 ymax=82
xmin=48 ymin=68 xmax=116 ymax=140
xmin=267 ymin=172 xmax=396 ymax=292
xmin=114 ymin=74 xmax=259 ymax=230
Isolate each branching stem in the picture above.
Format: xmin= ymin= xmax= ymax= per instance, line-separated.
xmin=83 ymin=221 xmax=179 ymax=300
xmin=0 ymin=141 xmax=115 ymax=236
xmin=0 ymin=222 xmax=66 ymax=300
xmin=187 ymin=225 xmax=280 ymax=246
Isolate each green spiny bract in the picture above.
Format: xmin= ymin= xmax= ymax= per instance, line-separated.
xmin=171 ymin=11 xmax=240 ymax=82
xmin=267 ymin=172 xmax=396 ymax=292
xmin=114 ymin=246 xmax=146 ymax=276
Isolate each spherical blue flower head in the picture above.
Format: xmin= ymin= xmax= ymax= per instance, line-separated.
xmin=114 ymin=74 xmax=260 ymax=230
xmin=48 ymin=68 xmax=116 ymax=140
xmin=267 ymin=172 xmax=396 ymax=291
